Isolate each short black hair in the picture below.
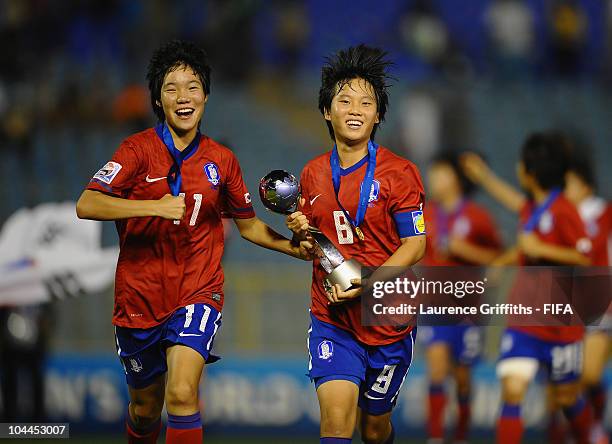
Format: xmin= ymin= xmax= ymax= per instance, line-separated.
xmin=146 ymin=40 xmax=211 ymax=122
xmin=431 ymin=150 xmax=476 ymax=195
xmin=560 ymin=134 xmax=597 ymax=189
xmin=521 ymin=131 xmax=569 ymax=190
xmin=318 ymin=44 xmax=393 ymax=141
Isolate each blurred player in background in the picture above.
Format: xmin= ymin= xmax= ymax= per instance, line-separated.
xmin=464 ymin=133 xmax=611 ymax=443
xmin=77 ymin=40 xmax=312 ymax=444
xmin=0 ymin=304 xmax=51 ymax=422
xmin=420 ymin=150 xmax=503 ymax=444
xmin=563 ymin=143 xmax=611 ymax=444
xmin=287 ymin=45 xmax=426 ymax=444
xmin=462 ymin=132 xmax=593 ymax=444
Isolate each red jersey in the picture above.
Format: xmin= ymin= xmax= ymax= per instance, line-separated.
xmin=578 ymin=196 xmax=611 ymax=266
xmin=299 ymin=146 xmax=425 ymax=346
xmin=513 ymin=194 xmax=591 ymax=342
xmin=423 ymin=200 xmax=502 ymax=265
xmin=87 ymin=127 xmax=255 ymax=328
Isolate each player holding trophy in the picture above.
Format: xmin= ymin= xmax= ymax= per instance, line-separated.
xmin=286 ymin=45 xmax=427 ymax=444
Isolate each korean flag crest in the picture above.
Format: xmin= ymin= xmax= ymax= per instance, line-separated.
xmin=204 ymin=162 xmax=221 ymax=186
xmin=367 ymin=179 xmax=380 ymax=206
xmin=318 ymin=340 xmax=334 ymax=360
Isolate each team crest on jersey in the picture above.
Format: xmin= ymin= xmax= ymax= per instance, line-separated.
xmin=367 ymin=180 xmax=381 ymax=206
xmin=93 ymin=161 xmax=122 ymax=184
xmin=539 ymin=211 xmax=553 ymax=234
xmin=128 ymin=357 xmax=143 ymax=373
xmin=576 ymin=237 xmax=592 ymax=254
xmin=204 ymin=162 xmax=221 ymax=186
xmin=318 ymin=340 xmax=334 ymax=360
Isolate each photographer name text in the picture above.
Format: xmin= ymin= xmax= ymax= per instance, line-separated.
xmin=371 ymin=303 xmax=574 ymax=316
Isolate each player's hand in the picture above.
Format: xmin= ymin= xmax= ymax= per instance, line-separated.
xmin=460 ymin=152 xmax=490 ymax=185
xmin=286 ymin=198 xmax=310 ymax=239
xmin=156 ymin=194 xmax=186 ymax=220
xmin=447 ymin=236 xmax=466 ymax=256
xmin=518 ymin=232 xmax=543 ymax=258
xmin=295 ymin=239 xmax=316 ymax=261
xmin=327 ymin=278 xmax=363 ymax=305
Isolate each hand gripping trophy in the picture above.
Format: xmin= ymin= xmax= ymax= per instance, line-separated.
xmin=259 ymin=170 xmax=363 ymax=292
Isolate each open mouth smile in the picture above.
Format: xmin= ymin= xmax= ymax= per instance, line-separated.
xmin=346 ymin=119 xmax=363 ymax=129
xmin=175 ymin=108 xmax=195 ymax=119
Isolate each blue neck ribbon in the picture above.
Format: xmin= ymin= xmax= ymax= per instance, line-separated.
xmin=330 ymin=140 xmax=378 ymax=234
xmin=155 ymin=122 xmax=201 ymax=196
xmin=436 ymin=198 xmax=467 ymax=239
xmin=523 ymin=187 xmax=561 ymax=232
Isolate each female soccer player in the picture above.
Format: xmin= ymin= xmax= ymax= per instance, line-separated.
xmin=287 ymin=45 xmax=426 ymax=444
xmin=77 ymin=40 xmax=312 ymax=444
xmin=564 ymin=147 xmax=611 ymax=444
xmin=421 ymin=150 xmax=502 ymax=444
xmin=462 ymin=132 xmax=593 ymax=444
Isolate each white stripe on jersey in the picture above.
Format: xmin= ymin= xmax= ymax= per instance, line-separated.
xmin=206 ymin=312 xmax=222 ymax=351
xmin=307 ymin=325 xmax=313 ymax=372
xmin=114 ymin=326 xmax=122 ymax=356
xmin=391 ymin=329 xmax=415 ymax=405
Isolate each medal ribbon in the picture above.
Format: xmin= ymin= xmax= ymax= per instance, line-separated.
xmin=155 ymin=122 xmax=201 ymax=196
xmin=436 ymin=199 xmax=467 ymax=250
xmin=523 ymin=187 xmax=561 ymax=232
xmin=330 ymin=140 xmax=378 ymax=237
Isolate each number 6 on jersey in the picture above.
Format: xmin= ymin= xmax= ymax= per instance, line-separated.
xmin=333 ymin=210 xmax=354 ymax=244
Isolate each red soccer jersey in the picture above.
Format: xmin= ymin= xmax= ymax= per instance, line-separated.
xmin=87 ymin=127 xmax=254 ymax=328
xmin=513 ymin=194 xmax=591 ymax=342
xmin=299 ymin=146 xmax=425 ymax=346
xmin=423 ymin=200 xmax=502 ymax=266
xmin=578 ymin=196 xmax=611 ymax=266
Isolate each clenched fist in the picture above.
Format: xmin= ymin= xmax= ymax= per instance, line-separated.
xmin=156 ymin=194 xmax=186 ymax=220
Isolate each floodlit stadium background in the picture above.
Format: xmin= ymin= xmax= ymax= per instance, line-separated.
xmin=0 ymin=1 xmax=611 ymax=442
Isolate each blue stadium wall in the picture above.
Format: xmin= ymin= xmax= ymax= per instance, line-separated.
xmin=17 ymin=354 xmax=612 ymax=437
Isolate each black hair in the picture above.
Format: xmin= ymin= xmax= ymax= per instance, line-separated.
xmin=559 ymin=133 xmax=597 ymax=189
xmin=431 ymin=150 xmax=476 ymax=195
xmin=521 ymin=131 xmax=569 ymax=190
xmin=146 ymin=40 xmax=211 ymax=122
xmin=318 ymin=44 xmax=393 ymax=141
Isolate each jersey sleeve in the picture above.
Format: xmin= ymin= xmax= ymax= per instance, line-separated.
xmin=222 ymin=151 xmax=255 ymax=219
xmin=472 ymin=208 xmax=503 ymax=249
xmin=389 ymin=163 xmax=426 ymax=238
xmin=86 ymin=139 xmax=144 ymax=197
xmin=557 ymin=205 xmax=592 ymax=255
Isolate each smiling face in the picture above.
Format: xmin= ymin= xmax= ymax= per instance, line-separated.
xmin=324 ymin=78 xmax=379 ymax=146
xmin=158 ymin=64 xmax=207 ymax=138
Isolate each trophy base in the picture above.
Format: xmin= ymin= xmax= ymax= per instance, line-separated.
xmin=324 ymin=259 xmax=363 ymax=292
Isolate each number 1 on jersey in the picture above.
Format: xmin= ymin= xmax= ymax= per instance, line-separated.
xmin=174 ymin=193 xmax=203 ymax=226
